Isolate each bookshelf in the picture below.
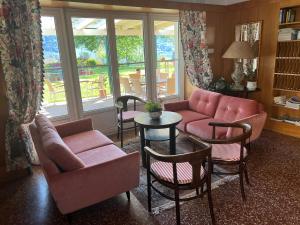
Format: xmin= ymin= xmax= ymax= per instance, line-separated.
xmin=271 ymin=4 xmax=300 ymax=135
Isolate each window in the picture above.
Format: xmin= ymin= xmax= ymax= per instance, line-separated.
xmin=115 ymin=19 xmax=147 ymax=99
xmin=71 ymin=17 xmax=113 ymax=111
xmin=40 ymin=16 xmax=69 ymax=118
xmin=154 ymin=20 xmax=179 ymax=98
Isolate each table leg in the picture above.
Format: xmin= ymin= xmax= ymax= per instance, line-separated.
xmin=139 ymin=125 xmax=146 ymax=167
xmin=169 ymin=125 xmax=176 ymax=155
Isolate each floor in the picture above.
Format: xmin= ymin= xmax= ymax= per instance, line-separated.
xmin=0 ymin=130 xmax=300 ymax=225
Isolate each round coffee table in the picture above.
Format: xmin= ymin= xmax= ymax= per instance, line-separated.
xmin=134 ymin=111 xmax=182 ymax=167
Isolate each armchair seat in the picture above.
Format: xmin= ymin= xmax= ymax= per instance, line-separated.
xmin=175 ymin=110 xmax=209 ymax=132
xmin=118 ymin=110 xmax=142 ymax=121
xmin=151 ymin=161 xmax=204 ymax=184
xmin=63 ymin=130 xmax=113 ymax=154
xmin=77 ymin=145 xmax=126 ymax=167
xmin=212 ymin=144 xmax=247 ymax=162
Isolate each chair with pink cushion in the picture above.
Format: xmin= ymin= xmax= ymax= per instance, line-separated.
xmin=200 ymin=122 xmax=252 ymax=201
xmin=115 ymin=95 xmax=146 ymax=147
xmin=144 ymin=138 xmax=215 ymax=225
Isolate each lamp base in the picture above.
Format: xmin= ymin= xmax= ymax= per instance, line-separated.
xmin=231 ymin=61 xmax=245 ymax=91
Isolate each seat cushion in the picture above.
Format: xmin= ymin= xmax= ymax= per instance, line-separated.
xmin=40 ymin=128 xmax=85 ymax=171
xmin=63 ymin=130 xmax=113 ymax=154
xmin=77 ymin=144 xmax=126 ymax=167
xmin=212 ymin=143 xmax=247 ymax=161
xmin=151 ymin=161 xmax=204 ymax=184
xmin=176 ymin=110 xmax=209 ymax=132
xmin=118 ymin=111 xmax=142 ymax=121
xmin=214 ymin=95 xmax=259 ymax=121
xmin=186 ymin=118 xmax=228 ymax=139
xmin=188 ymin=88 xmax=221 ymax=117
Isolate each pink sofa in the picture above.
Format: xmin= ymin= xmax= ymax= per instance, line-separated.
xmin=29 ymin=115 xmax=140 ymax=215
xmin=164 ymin=88 xmax=267 ymax=142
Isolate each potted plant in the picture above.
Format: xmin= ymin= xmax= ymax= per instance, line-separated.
xmin=145 ymin=101 xmax=162 ymax=120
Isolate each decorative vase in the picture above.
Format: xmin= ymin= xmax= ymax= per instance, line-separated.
xmin=246 ymin=81 xmax=257 ymax=91
xmin=231 ymin=61 xmax=245 ymax=90
xmin=149 ymin=110 xmax=162 ymax=120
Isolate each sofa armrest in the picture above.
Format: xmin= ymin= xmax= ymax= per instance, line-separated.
xmin=48 ymin=152 xmax=140 ymax=214
xmin=164 ymin=100 xmax=189 ymax=112
xmin=55 ymin=118 xmax=93 ymax=138
xmin=226 ymin=111 xmax=267 ymax=142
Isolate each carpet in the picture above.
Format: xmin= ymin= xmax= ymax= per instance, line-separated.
xmin=122 ymin=134 xmax=238 ymax=215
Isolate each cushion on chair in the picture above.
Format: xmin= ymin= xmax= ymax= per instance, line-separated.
xmin=186 ymin=118 xmax=228 ymax=139
xmin=212 ymin=143 xmax=247 ymax=161
xmin=40 ymin=128 xmax=85 ymax=171
xmin=63 ymin=130 xmax=113 ymax=154
xmin=76 ymin=144 xmax=126 ymax=167
xmin=175 ymin=110 xmax=209 ymax=132
xmin=118 ymin=111 xmax=142 ymax=121
xmin=188 ymin=88 xmax=221 ymax=117
xmin=151 ymin=161 xmax=204 ymax=184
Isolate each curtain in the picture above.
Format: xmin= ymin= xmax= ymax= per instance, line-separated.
xmin=0 ymin=0 xmax=43 ymax=171
xmin=179 ymin=10 xmax=213 ymax=89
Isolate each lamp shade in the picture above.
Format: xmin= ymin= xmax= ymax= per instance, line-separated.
xmin=222 ymin=41 xmax=256 ymax=59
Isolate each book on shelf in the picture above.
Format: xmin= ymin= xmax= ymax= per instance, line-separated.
xmin=280 ymin=8 xmax=296 ymax=24
xmin=278 ymin=28 xmax=298 ymax=41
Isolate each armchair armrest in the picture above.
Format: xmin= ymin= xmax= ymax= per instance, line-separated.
xmin=164 ymin=100 xmax=189 ymax=112
xmin=226 ymin=111 xmax=267 ymax=142
xmin=49 ymin=152 xmax=140 ymax=214
xmin=55 ymin=118 xmax=93 ymax=138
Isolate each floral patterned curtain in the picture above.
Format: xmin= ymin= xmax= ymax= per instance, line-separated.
xmin=179 ymin=10 xmax=213 ymax=89
xmin=0 ymin=0 xmax=43 ymax=171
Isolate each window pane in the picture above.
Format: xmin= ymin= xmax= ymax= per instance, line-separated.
xmin=40 ymin=16 xmax=69 ymax=118
xmin=71 ymin=17 xmax=113 ymax=111
xmin=154 ymin=21 xmax=179 ymax=98
xmin=115 ymin=19 xmax=146 ymax=99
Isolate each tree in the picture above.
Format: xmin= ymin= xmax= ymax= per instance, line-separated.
xmin=116 ymin=36 xmax=144 ymax=63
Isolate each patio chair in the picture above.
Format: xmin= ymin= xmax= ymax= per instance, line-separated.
xmin=115 ymin=95 xmax=146 ymax=147
xmin=129 ymin=73 xmax=141 ymax=80
xmin=45 ymin=79 xmax=65 ymax=103
xmin=200 ymin=122 xmax=252 ymax=201
xmin=145 ymin=137 xmax=215 ymax=225
xmin=120 ymin=77 xmax=133 ymax=95
xmin=88 ymin=75 xmax=107 ymax=99
xmin=131 ymin=79 xmax=145 ymax=97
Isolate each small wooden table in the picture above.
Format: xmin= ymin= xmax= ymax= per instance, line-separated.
xmin=134 ymin=111 xmax=182 ymax=167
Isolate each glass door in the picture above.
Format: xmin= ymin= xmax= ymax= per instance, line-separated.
xmin=40 ymin=15 xmax=69 ymax=118
xmin=114 ymin=19 xmax=147 ymax=99
xmin=154 ymin=20 xmax=179 ymax=98
xmin=70 ymin=17 xmax=113 ymax=112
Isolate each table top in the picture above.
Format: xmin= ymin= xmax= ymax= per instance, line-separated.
xmin=134 ymin=111 xmax=182 ymax=129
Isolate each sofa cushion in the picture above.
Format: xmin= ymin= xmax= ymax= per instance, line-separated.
xmin=186 ymin=118 xmax=228 ymax=139
xmin=188 ymin=88 xmax=221 ymax=117
xmin=40 ymin=128 xmax=85 ymax=171
xmin=76 ymin=144 xmax=126 ymax=167
xmin=176 ymin=110 xmax=209 ymax=132
xmin=35 ymin=114 xmax=57 ymax=131
xmin=63 ymin=130 xmax=113 ymax=154
xmin=214 ymin=95 xmax=259 ymax=121
xmin=212 ymin=143 xmax=247 ymax=161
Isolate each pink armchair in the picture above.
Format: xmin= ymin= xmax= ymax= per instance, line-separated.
xmin=30 ymin=115 xmax=140 ymax=215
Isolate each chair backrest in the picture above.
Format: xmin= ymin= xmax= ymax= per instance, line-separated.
xmin=131 ymin=79 xmax=144 ymax=96
xmin=98 ymin=75 xmax=106 ymax=90
xmin=129 ymin=73 xmax=141 ymax=80
xmin=120 ymin=77 xmax=132 ymax=94
xmin=159 ymin=72 xmax=169 ymax=80
xmin=116 ymin=95 xmax=145 ymax=111
xmin=45 ymin=79 xmax=55 ymax=92
xmin=145 ymin=139 xmax=212 ymax=187
xmin=167 ymin=77 xmax=176 ymax=95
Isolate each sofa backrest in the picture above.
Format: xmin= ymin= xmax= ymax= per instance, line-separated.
xmin=214 ymin=95 xmax=259 ymax=121
xmin=188 ymin=88 xmax=221 ymax=117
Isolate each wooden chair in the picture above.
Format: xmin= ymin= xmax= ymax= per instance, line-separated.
xmin=115 ymin=95 xmax=145 ymax=147
xmin=201 ymin=122 xmax=252 ymax=201
xmin=167 ymin=77 xmax=176 ymax=95
xmin=44 ymin=79 xmax=65 ymax=103
xmin=120 ymin=77 xmax=133 ymax=95
xmin=131 ymin=78 xmax=145 ymax=97
xmin=129 ymin=73 xmax=141 ymax=80
xmin=145 ymin=137 xmax=215 ymax=225
xmin=88 ymin=75 xmax=107 ymax=98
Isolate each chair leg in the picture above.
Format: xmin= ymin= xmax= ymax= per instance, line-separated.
xmin=66 ymin=214 xmax=72 ymax=225
xmin=134 ymin=122 xmax=137 ymax=136
xmin=126 ymin=191 xmax=130 ymax=201
xmin=196 ymin=188 xmax=199 ymax=196
xmin=207 ymin=182 xmax=216 ymax=225
xmin=244 ymin=163 xmax=250 ymax=186
xmin=239 ymin=165 xmax=246 ymax=201
xmin=174 ymin=188 xmax=181 ymax=225
xmin=117 ymin=123 xmax=120 ymax=139
xmin=147 ymin=170 xmax=152 ymax=212
xmin=120 ymin=121 xmax=124 ymax=148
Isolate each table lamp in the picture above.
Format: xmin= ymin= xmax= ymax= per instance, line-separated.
xmin=223 ymin=41 xmax=256 ymax=90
